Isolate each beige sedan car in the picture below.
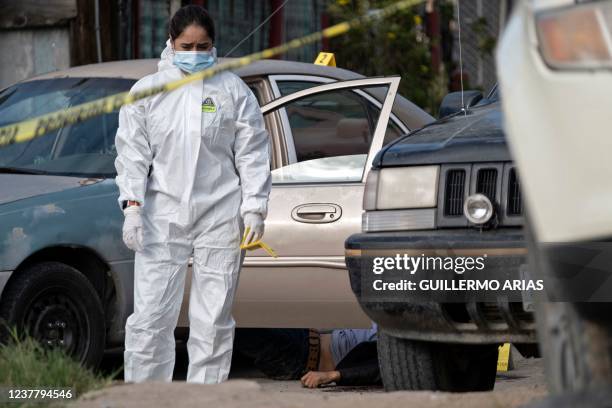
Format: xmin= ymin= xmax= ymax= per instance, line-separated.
xmin=0 ymin=58 xmax=433 ymax=366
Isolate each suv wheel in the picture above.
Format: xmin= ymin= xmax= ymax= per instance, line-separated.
xmin=535 ymin=301 xmax=612 ymax=392
xmin=0 ymin=262 xmax=105 ymax=368
xmin=524 ymin=220 xmax=612 ymax=392
xmin=377 ymin=330 xmax=498 ymax=391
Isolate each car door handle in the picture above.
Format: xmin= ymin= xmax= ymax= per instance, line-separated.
xmin=291 ymin=203 xmax=342 ymax=224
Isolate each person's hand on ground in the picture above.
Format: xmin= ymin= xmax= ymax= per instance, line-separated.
xmin=122 ymin=205 xmax=144 ymax=252
xmin=242 ymin=213 xmax=264 ymax=245
xmin=300 ymin=370 xmax=341 ymax=388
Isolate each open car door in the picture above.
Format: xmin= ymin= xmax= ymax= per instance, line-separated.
xmin=233 ymin=76 xmax=401 ymax=328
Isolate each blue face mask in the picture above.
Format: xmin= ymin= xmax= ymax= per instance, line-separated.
xmin=173 ymin=47 xmax=217 ymax=74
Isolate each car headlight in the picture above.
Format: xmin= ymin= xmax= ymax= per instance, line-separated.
xmin=363 ymin=165 xmax=439 ymax=210
xmin=463 ymin=194 xmax=494 ymax=225
xmin=536 ymin=2 xmax=612 ymax=69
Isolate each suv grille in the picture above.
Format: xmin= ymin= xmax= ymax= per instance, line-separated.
xmin=507 ymin=168 xmax=523 ymax=216
xmin=437 ymin=163 xmax=524 ymax=227
xmin=444 ymin=170 xmax=466 ymax=216
xmin=476 ymin=168 xmax=497 ymax=201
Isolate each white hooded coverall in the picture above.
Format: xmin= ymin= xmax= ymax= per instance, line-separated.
xmin=114 ymin=40 xmax=271 ymax=383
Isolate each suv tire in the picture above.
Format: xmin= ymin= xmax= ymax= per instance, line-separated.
xmin=378 ymin=330 xmax=498 ymax=391
xmin=525 ymin=220 xmax=612 ymax=392
xmin=535 ymin=300 xmax=612 ymax=392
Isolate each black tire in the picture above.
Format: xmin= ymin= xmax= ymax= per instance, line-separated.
xmin=377 ymin=330 xmax=498 ymax=391
xmin=535 ymin=301 xmax=612 ymax=393
xmin=524 ymin=220 xmax=612 ymax=392
xmin=0 ymin=262 xmax=105 ymax=368
xmin=514 ymin=343 xmax=541 ymax=359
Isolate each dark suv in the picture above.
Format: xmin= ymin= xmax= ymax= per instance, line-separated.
xmin=345 ymin=88 xmax=537 ymax=392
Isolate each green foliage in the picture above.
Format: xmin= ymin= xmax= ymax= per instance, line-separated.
xmin=327 ymin=0 xmax=447 ymax=114
xmin=0 ymin=328 xmax=113 ymax=407
xmin=470 ymin=17 xmax=496 ymax=57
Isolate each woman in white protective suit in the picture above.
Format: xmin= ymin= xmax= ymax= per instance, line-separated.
xmin=114 ymin=5 xmax=271 ymax=384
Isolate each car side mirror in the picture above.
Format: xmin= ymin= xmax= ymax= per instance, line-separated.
xmin=438 ymin=90 xmax=483 ymax=118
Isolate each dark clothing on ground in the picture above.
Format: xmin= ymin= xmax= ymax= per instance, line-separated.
xmin=334 ymin=341 xmax=381 ymax=386
xmin=233 ymin=328 xmax=381 ymax=386
xmin=234 ymin=328 xmax=311 ymax=381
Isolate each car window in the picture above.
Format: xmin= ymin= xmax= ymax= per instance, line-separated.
xmin=272 ymin=154 xmax=366 ymax=183
xmin=270 ymin=85 xmax=389 ymax=184
xmin=277 ymin=81 xmax=317 ymax=96
xmin=278 ymin=80 xmax=404 ymax=148
xmin=287 ymin=89 xmax=376 ymax=161
xmin=0 ymin=78 xmax=135 ymax=177
xmin=366 ymin=102 xmax=403 ymax=146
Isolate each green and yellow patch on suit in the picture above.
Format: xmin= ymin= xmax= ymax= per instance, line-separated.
xmin=202 ymin=97 xmax=217 ymax=113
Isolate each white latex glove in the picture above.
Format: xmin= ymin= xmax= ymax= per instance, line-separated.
xmin=122 ymin=205 xmax=144 ymax=252
xmin=242 ymin=213 xmax=264 ymax=246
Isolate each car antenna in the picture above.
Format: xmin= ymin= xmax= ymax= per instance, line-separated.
xmin=456 ymin=0 xmax=467 ymax=117
xmin=224 ymin=0 xmax=290 ymax=58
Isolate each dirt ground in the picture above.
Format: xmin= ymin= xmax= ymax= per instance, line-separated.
xmin=74 ymin=346 xmax=548 ymax=408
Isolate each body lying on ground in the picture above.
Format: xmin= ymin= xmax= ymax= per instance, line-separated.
xmin=234 ymin=322 xmax=380 ymax=388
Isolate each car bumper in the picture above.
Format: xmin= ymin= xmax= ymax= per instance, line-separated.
xmin=345 ymin=229 xmax=536 ymax=344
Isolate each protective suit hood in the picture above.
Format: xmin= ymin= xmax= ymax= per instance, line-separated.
xmin=158 ymin=38 xmax=177 ymax=72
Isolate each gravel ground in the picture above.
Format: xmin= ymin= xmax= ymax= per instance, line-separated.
xmin=75 ymin=345 xmax=548 ymax=408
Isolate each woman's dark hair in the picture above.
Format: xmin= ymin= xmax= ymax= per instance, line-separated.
xmin=169 ymin=5 xmax=215 ymax=42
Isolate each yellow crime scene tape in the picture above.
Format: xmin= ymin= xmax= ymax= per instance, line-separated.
xmin=0 ymin=0 xmax=423 ymax=148
xmin=0 ymin=0 xmax=424 ymax=257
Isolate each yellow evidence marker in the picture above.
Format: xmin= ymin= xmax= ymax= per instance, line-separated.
xmin=497 ymin=343 xmax=512 ymax=372
xmin=314 ymin=52 xmax=336 ymax=67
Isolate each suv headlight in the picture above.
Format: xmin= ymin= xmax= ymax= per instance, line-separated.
xmin=363 ymin=166 xmax=439 ymax=210
xmin=362 ymin=166 xmax=439 ymax=232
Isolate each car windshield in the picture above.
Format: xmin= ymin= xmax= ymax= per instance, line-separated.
xmin=0 ymin=77 xmax=135 ymax=177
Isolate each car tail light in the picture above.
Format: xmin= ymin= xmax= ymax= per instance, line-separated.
xmin=536 ymin=2 xmax=612 ymax=69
